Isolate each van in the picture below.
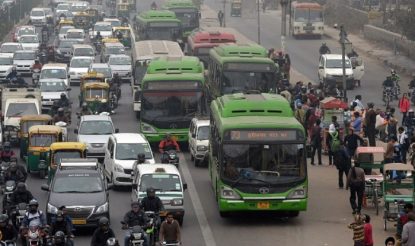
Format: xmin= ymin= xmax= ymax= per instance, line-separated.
xmin=188 ymin=117 xmax=210 ymax=166
xmin=318 ymin=54 xmax=354 ymax=90
xmin=104 ymin=133 xmax=155 ymax=187
xmin=71 ymin=44 xmax=94 ymax=58
xmin=40 ymin=63 xmax=69 ymax=86
xmin=131 ymin=164 xmax=187 ymax=225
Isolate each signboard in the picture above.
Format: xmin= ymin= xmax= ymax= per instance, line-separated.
xmin=224 ymin=62 xmax=274 ymax=72
xmin=224 ymin=129 xmax=302 ymax=141
xmin=145 ymin=81 xmax=201 ymax=90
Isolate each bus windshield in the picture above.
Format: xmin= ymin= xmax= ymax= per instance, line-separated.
xmin=295 ymin=8 xmax=323 ymax=22
xmin=144 ymin=24 xmax=180 ymax=40
xmin=222 ymin=71 xmax=274 ymax=94
xmin=173 ymin=10 xmax=198 ymax=29
xmin=221 ymin=143 xmax=306 ymax=184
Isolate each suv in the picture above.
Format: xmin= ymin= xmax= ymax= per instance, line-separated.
xmin=188 ymin=118 xmax=210 ymax=166
xmin=0 ymin=54 xmax=14 ymax=81
xmin=131 ymin=164 xmax=187 ymax=225
xmin=104 ymin=133 xmax=155 ymax=187
xmin=41 ymin=158 xmax=112 ymax=227
xmin=13 ymin=50 xmax=37 ymax=76
xmin=100 ymin=42 xmax=125 ymax=63
xmin=107 ymin=54 xmax=132 ymax=82
xmin=30 ymin=8 xmax=47 ymax=26
xmin=76 ymin=115 xmax=119 ymax=162
xmin=318 ymin=54 xmax=355 ymax=90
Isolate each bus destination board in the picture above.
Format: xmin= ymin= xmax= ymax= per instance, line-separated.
xmin=225 ymin=129 xmax=299 ymax=141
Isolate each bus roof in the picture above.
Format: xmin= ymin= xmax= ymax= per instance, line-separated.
xmin=198 ymin=26 xmax=255 ymax=45
xmin=146 ymin=56 xmax=203 ymax=74
xmin=164 ymin=0 xmax=197 ymax=9
xmin=133 ymin=40 xmax=184 ymax=61
xmin=292 ymin=1 xmax=322 ymax=9
xmin=188 ymin=31 xmax=236 ymax=47
xmin=138 ymin=10 xmax=178 ymax=20
xmin=211 ymin=43 xmax=268 ymax=58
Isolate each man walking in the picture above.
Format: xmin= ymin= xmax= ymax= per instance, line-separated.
xmin=402 ymin=212 xmax=415 ymax=246
xmin=346 ymin=162 xmax=365 ymax=214
xmin=218 ymin=10 xmax=224 ymax=27
xmin=399 ymin=93 xmax=411 ymax=125
xmin=365 ymin=102 xmax=377 ymax=146
xmin=344 ymin=128 xmax=365 ymax=157
xmin=310 ymin=119 xmax=323 ymax=165
xmin=334 ymin=143 xmax=351 ymax=189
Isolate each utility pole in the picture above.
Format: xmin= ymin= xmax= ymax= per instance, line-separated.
xmin=340 ymin=25 xmax=347 ymax=102
xmin=280 ymin=0 xmax=288 ymax=36
xmin=223 ymin=0 xmax=226 ymax=27
xmin=257 ymin=0 xmax=260 ymax=44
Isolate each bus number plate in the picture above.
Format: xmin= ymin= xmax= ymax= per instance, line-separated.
xmin=257 ymin=202 xmax=270 ymax=209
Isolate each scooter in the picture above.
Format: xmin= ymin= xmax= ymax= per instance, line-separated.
xmin=31 ymin=68 xmax=41 ymax=87
xmin=121 ymin=222 xmax=146 ymax=246
xmin=161 ymin=150 xmax=179 ymax=168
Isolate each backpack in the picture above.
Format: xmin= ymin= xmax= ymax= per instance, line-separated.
xmin=330 ymin=131 xmax=341 ymax=152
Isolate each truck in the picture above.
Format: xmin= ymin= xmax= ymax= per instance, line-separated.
xmin=1 ymin=87 xmax=42 ymax=145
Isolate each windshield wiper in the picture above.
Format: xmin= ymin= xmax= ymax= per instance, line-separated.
xmin=9 ymin=111 xmax=24 ymax=117
xmin=231 ymin=170 xmax=272 ymax=188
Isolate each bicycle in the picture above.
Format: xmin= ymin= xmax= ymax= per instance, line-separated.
xmin=365 ymin=177 xmax=383 ymax=215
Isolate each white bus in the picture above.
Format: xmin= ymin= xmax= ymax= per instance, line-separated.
xmin=290 ymin=1 xmax=324 ymax=38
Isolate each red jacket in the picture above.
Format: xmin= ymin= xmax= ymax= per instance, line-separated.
xmin=399 ymin=97 xmax=410 ymax=113
xmin=364 ymin=223 xmax=373 ymax=246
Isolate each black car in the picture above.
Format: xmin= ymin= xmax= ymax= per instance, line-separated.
xmin=54 ymin=39 xmax=81 ymax=63
xmin=41 ymin=158 xmax=112 ymax=227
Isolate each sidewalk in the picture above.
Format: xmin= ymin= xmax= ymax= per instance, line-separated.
xmin=324 ymin=26 xmax=415 ymax=77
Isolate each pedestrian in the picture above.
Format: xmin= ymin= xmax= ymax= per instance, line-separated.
xmin=294 ymin=103 xmax=306 ymax=128
xmin=346 ymin=162 xmax=365 ymax=214
xmin=348 ymin=214 xmax=365 ymax=246
xmin=352 ymin=111 xmax=363 ymax=134
xmin=351 ymin=95 xmax=364 ymax=111
xmin=217 ymin=10 xmax=224 ymax=27
xmin=310 ymin=119 xmax=323 ymax=165
xmin=402 ymin=212 xmax=415 ymax=246
xmin=344 ymin=128 xmax=365 ymax=157
xmin=364 ymin=214 xmax=374 ymax=246
xmin=399 ymin=93 xmax=411 ymax=125
xmin=397 ymin=204 xmax=414 ymax=240
xmin=326 ymin=116 xmax=340 ymax=166
xmin=384 ymin=136 xmax=397 ymax=164
xmin=364 ymin=102 xmax=377 ymax=146
xmin=334 ymin=143 xmax=351 ymax=188
xmin=159 ymin=212 xmax=181 ymax=244
xmin=385 ymin=237 xmax=396 ymax=246
xmin=398 ymin=127 xmax=410 ymax=163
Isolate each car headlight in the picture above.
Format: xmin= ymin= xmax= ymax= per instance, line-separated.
xmin=197 ymin=145 xmax=207 ymax=151
xmin=220 ymin=186 xmax=241 ymax=200
xmin=114 ymin=163 xmax=124 ymax=172
xmin=170 ymin=198 xmax=183 ymax=206
xmin=47 ymin=203 xmax=58 ymax=214
xmin=287 ymin=186 xmax=307 ymax=199
xmin=56 ymin=49 xmax=61 ymax=54
xmin=96 ymin=202 xmax=109 ymax=213
xmin=141 ymin=122 xmax=157 ymax=134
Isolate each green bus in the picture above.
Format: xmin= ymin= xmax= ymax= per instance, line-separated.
xmin=209 ymin=92 xmax=307 ymax=217
xmin=207 ymin=44 xmax=279 ymax=101
xmin=163 ymin=0 xmax=199 ymax=38
xmin=140 ymin=56 xmax=205 ymax=143
xmin=135 ymin=10 xmax=182 ymax=41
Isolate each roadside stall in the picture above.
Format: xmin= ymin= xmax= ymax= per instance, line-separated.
xmin=320 ymin=96 xmax=348 ymax=152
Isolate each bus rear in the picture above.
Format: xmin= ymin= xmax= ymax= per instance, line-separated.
xmin=135 ymin=10 xmax=182 ymax=41
xmin=209 ymin=92 xmax=307 ymax=217
xmin=140 ymin=56 xmax=205 ymax=143
xmin=164 ymin=0 xmax=199 ymax=37
xmin=291 ymin=1 xmax=324 ymax=38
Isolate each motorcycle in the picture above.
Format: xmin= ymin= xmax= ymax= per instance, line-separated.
xmin=11 ymin=202 xmax=27 ymax=229
xmin=45 ymin=231 xmax=73 ymax=246
xmin=31 ymin=68 xmax=41 ymax=87
xmin=109 ymin=92 xmax=118 ymax=110
xmin=21 ymin=221 xmax=47 ymax=246
xmin=121 ymin=222 xmax=146 ymax=246
xmin=94 ymin=41 xmax=102 ymax=53
xmin=0 ymin=240 xmax=16 ymax=246
xmin=382 ymin=86 xmax=393 ymax=107
xmin=144 ymin=211 xmax=158 ymax=246
xmin=106 ymin=238 xmax=119 ymax=246
xmin=161 ymin=150 xmax=179 ymax=167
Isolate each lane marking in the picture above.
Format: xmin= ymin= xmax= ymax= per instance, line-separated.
xmin=180 ymin=153 xmax=217 ymax=246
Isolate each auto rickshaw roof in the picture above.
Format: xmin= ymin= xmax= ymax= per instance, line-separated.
xmin=83 ymin=82 xmax=110 ymax=88
xmin=81 ymin=71 xmax=105 ymax=79
xmin=355 ymin=146 xmax=385 ymax=154
xmin=102 ymin=38 xmax=120 ymax=43
xmin=28 ymin=125 xmax=63 ymax=134
xmin=50 ymin=142 xmax=87 ymax=151
xmin=74 ymin=11 xmax=90 ymax=16
xmin=20 ymin=114 xmax=53 ymax=121
xmin=383 ymin=163 xmax=415 ymax=172
xmin=59 ymin=20 xmax=74 ymax=24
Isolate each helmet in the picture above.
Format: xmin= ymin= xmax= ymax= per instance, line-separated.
xmin=12 ymin=67 xmax=16 ymax=71
xmin=56 ymin=210 xmax=64 ymax=222
xmin=54 ymin=231 xmax=65 ymax=243
xmin=34 ymin=59 xmax=39 ymax=63
xmin=58 ymin=107 xmax=64 ymax=113
xmin=60 ymin=93 xmax=66 ymax=99
xmin=99 ymin=216 xmax=109 ymax=226
xmin=29 ymin=199 xmax=39 ymax=213
xmin=131 ymin=201 xmax=140 ymax=208
xmin=29 ymin=199 xmax=39 ymax=207
xmin=0 ymin=214 xmax=9 ymax=224
xmin=322 ymin=42 xmax=326 ymax=46
xmin=137 ymin=153 xmax=145 ymax=164
xmin=97 ymin=31 xmax=101 ymax=35
xmin=17 ymin=182 xmax=26 ymax=192
xmin=146 ymin=187 xmax=155 ymax=197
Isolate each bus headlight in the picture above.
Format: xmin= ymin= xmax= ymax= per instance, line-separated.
xmin=221 ymin=186 xmax=241 ymax=200
xmin=287 ymin=186 xmax=307 ymax=199
xmin=141 ymin=123 xmax=157 ymax=133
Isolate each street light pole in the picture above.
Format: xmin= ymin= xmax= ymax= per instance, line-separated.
xmin=257 ymin=0 xmax=260 ymax=44
xmin=340 ymin=25 xmax=347 ymax=102
xmin=280 ymin=0 xmax=288 ymax=36
xmin=223 ymin=0 xmax=226 ymax=27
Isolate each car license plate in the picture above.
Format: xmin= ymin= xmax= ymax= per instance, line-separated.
xmin=257 ymin=202 xmax=270 ymax=209
xmin=72 ymin=219 xmax=87 ymax=225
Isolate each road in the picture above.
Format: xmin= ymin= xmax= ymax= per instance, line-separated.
xmin=9 ymin=0 xmax=407 ymax=245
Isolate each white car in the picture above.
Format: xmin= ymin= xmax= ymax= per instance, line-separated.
xmin=69 ymin=56 xmax=94 ymax=85
xmin=89 ymin=22 xmax=113 ymax=39
xmin=89 ymin=63 xmax=113 ymax=81
xmin=13 ymin=50 xmax=37 ymax=75
xmin=58 ymin=25 xmax=75 ymax=41
xmin=0 ymin=54 xmax=14 ymax=81
xmin=350 ymin=56 xmax=365 ymax=85
xmin=108 ymin=54 xmax=132 ymax=81
xmin=318 ymin=54 xmax=355 ymax=90
xmin=13 ymin=25 xmax=37 ymax=42
xmin=30 ymin=8 xmax=47 ymax=26
xmin=188 ymin=118 xmax=210 ymax=166
xmin=39 ymin=79 xmax=71 ymax=111
xmin=19 ymin=35 xmax=40 ymax=51
xmin=0 ymin=43 xmax=23 ymax=58
xmin=103 ymin=18 xmax=121 ymax=28
xmin=104 ymin=133 xmax=155 ymax=186
xmin=40 ymin=63 xmax=69 ymax=86
xmin=71 ymin=44 xmax=95 ymax=59
xmin=55 ymin=3 xmax=71 ymax=16
xmin=70 ymin=1 xmax=89 ymax=15
xmin=65 ymin=29 xmax=86 ymax=43
xmin=43 ymin=8 xmax=54 ymax=22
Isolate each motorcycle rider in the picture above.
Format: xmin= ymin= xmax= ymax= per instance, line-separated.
xmin=159 ymin=212 xmax=181 ymax=245
xmin=383 ymin=76 xmax=395 ymax=88
xmin=111 ymin=73 xmax=122 ymax=87
xmin=91 ymin=217 xmax=116 ymax=246
xmin=57 ymin=93 xmax=70 ymax=108
xmin=0 ymin=142 xmax=16 ymax=162
xmin=49 ymin=210 xmax=74 ymax=246
xmin=159 ymin=134 xmax=180 ymax=163
xmin=151 ymin=1 xmax=157 ymax=9
xmin=53 ymin=108 xmax=70 ymax=124
xmin=140 ymin=187 xmax=164 ymax=228
xmin=4 ymin=163 xmax=26 ymax=184
xmin=80 ymin=102 xmax=92 ymax=116
xmin=32 ymin=59 xmax=43 ymax=70
xmin=391 ymin=69 xmax=400 ymax=82
xmin=319 ymin=43 xmax=331 ymax=55
xmin=95 ymin=31 xmax=103 ymax=42
xmin=10 ymin=74 xmax=27 ymax=87
xmin=122 ymin=201 xmax=149 ymax=246
xmin=8 ymin=183 xmax=33 ymax=215
xmin=0 ymin=214 xmax=18 ymax=242
xmin=21 ymin=199 xmax=47 ymax=229
xmin=6 ymin=67 xmax=18 ymax=81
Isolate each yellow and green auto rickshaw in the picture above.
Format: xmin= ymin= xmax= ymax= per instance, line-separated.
xmin=48 ymin=142 xmax=87 ymax=183
xmin=19 ymin=115 xmax=53 ymax=159
xmin=231 ymin=0 xmax=241 ymax=17
xmin=117 ymin=3 xmax=130 ymax=18
xmin=112 ymin=26 xmax=132 ymax=48
xmin=27 ymin=125 xmax=64 ymax=179
xmin=79 ymin=82 xmax=111 ymax=113
xmin=73 ymin=12 xmax=91 ymax=30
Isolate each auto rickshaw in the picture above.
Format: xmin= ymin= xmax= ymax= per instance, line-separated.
xmin=19 ymin=115 xmax=53 ymax=159
xmin=80 ymin=71 xmax=106 ymax=91
xmin=73 ymin=12 xmax=91 ymax=30
xmin=85 ymin=8 xmax=100 ymax=24
xmin=117 ymin=3 xmax=130 ymax=18
xmin=27 ymin=125 xmax=64 ymax=179
xmin=382 ymin=163 xmax=414 ymax=230
xmin=230 ymin=0 xmax=241 ymax=17
xmin=79 ymin=82 xmax=111 ymax=113
xmin=56 ymin=19 xmax=74 ymax=33
xmin=102 ymin=37 xmax=120 ymax=44
xmin=48 ymin=142 xmax=87 ymax=183
xmin=112 ymin=26 xmax=132 ymax=48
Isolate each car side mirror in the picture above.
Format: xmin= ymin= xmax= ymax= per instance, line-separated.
xmin=191 ymin=133 xmax=196 ymax=138
xmin=132 ymin=183 xmax=138 ymax=189
xmin=67 ymin=88 xmax=71 ymax=91
xmin=106 ymin=184 xmax=113 ymax=190
xmin=41 ymin=184 xmax=49 ymax=191
xmin=67 ymin=74 xmax=70 ymax=78
xmin=115 ymin=128 xmax=119 ymax=133
xmin=183 ymin=183 xmax=187 ymax=190
xmin=74 ymin=129 xmax=78 ymax=134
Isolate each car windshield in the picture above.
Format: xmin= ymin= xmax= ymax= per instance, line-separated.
xmin=59 ymin=40 xmax=79 ymax=48
xmin=1 ymin=44 xmax=21 ymax=53
xmin=221 ymin=143 xmax=306 ymax=184
xmin=71 ymin=5 xmax=87 ymax=12
xmin=14 ymin=52 xmax=36 ymax=60
xmin=105 ymin=20 xmax=120 ymax=27
xmin=40 ymin=69 xmax=67 ymax=80
xmin=29 ymin=134 xmax=57 ymax=147
xmin=71 ymin=58 xmax=92 ymax=68
xmin=91 ymin=67 xmax=112 ymax=77
xmin=0 ymin=57 xmax=13 ymax=65
xmin=94 ymin=24 xmax=112 ymax=32
xmin=74 ymin=48 xmax=93 ymax=56
xmin=57 ymin=4 xmax=70 ymax=10
xmin=109 ymin=56 xmax=130 ymax=65
xmin=107 ymin=46 xmax=124 ymax=55
xmin=59 ymin=26 xmax=74 ymax=35
xmin=21 ymin=120 xmax=48 ymax=133
xmin=53 ymin=174 xmax=103 ymax=193
xmin=79 ymin=120 xmax=113 ymax=135
xmin=115 ymin=143 xmax=152 ymax=160
xmin=20 ymin=36 xmax=39 ymax=43
xmin=6 ymin=103 xmax=38 ymax=117
xmin=326 ymin=59 xmax=352 ymax=69
xmin=18 ymin=28 xmax=36 ymax=36
xmin=66 ymin=31 xmax=84 ymax=39
xmin=40 ymin=81 xmax=66 ymax=92
xmin=139 ymin=174 xmax=181 ymax=192
xmin=31 ymin=10 xmax=44 ymax=16
xmin=53 ymin=150 xmax=82 ymax=165
xmin=197 ymin=126 xmax=209 ymax=140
